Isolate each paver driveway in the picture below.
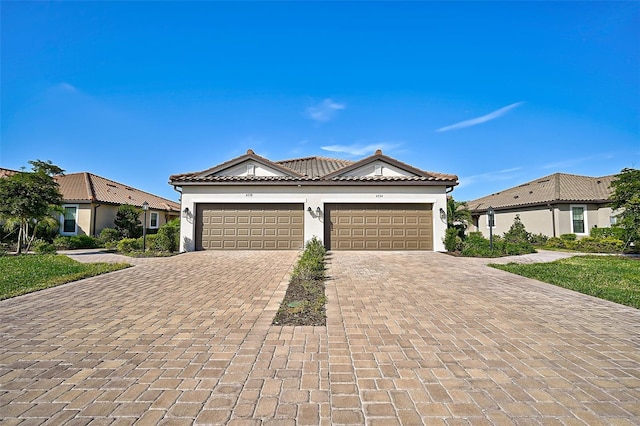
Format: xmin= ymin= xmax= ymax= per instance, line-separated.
xmin=1 ymin=250 xmax=639 ymax=425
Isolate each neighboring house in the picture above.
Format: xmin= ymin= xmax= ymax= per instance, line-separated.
xmin=169 ymin=149 xmax=458 ymax=252
xmin=466 ymin=172 xmax=617 ymax=238
xmin=55 ymin=173 xmax=180 ymax=236
xmin=0 ymin=168 xmax=181 ymax=236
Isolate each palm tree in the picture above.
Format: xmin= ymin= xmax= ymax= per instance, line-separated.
xmin=447 ymin=196 xmax=472 ymax=230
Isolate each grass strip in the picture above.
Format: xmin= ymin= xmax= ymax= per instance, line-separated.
xmin=490 ymin=255 xmax=640 ymax=309
xmin=0 ymin=254 xmax=131 ymax=300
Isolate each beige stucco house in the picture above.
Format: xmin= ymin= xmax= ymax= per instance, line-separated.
xmin=170 ymin=149 xmax=458 ymax=252
xmin=55 ymin=172 xmax=180 ymax=236
xmin=466 ymin=173 xmax=617 ymax=238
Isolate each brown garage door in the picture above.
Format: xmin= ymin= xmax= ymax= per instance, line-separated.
xmin=196 ymin=203 xmax=304 ymax=250
xmin=325 ymin=203 xmax=433 ymax=250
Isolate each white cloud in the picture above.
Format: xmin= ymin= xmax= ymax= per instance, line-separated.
xmin=457 ymin=167 xmax=523 ymax=189
xmin=55 ymin=82 xmax=79 ymax=93
xmin=321 ymin=142 xmax=401 ymax=156
xmin=541 ymin=154 xmax=608 ymax=170
xmin=306 ymin=98 xmax=346 ymax=122
xmin=436 ymin=102 xmax=524 ymax=132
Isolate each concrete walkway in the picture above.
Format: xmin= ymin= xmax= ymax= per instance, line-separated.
xmin=1 ymin=250 xmax=638 ymax=424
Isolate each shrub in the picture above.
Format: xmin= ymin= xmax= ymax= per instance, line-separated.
xmin=545 ymin=237 xmax=566 ymax=249
xmin=575 ymin=236 xmax=625 ymax=253
xmin=53 ymin=235 xmax=100 ymax=250
xmin=155 ymin=219 xmax=180 ymax=252
xmin=590 ymin=226 xmax=625 ymax=240
xmin=99 ymin=228 xmax=121 ymax=244
xmin=117 ymin=238 xmax=142 ymax=253
xmin=114 ymin=204 xmax=143 ymax=238
xmin=560 ymin=233 xmax=577 ymax=241
xmin=461 ymin=232 xmax=501 ymax=257
xmin=499 ymin=215 xmax=535 ymax=255
xmin=444 ymin=227 xmax=462 ymax=252
xmin=33 ymin=239 xmax=57 ymax=254
xmin=529 ymin=233 xmax=548 ymax=246
xmin=140 ymin=234 xmax=158 ymax=251
xmin=291 ymin=237 xmax=326 ymax=281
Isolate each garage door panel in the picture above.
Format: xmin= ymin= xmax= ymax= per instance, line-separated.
xmin=196 ymin=203 xmax=304 ymax=250
xmin=325 ymin=203 xmax=433 ymax=251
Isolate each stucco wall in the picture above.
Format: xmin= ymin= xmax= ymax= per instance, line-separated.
xmin=61 ymin=204 xmax=178 ymax=237
xmin=179 ymin=184 xmax=449 ymax=252
xmin=472 ymin=203 xmax=614 ymax=239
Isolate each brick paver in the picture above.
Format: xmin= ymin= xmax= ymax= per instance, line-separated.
xmin=1 ymin=250 xmax=639 ymax=424
xmin=327 ymin=251 xmax=640 ymax=425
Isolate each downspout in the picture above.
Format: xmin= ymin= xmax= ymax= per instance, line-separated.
xmin=548 ymin=203 xmax=556 ymax=237
xmin=92 ymin=204 xmax=101 ymax=237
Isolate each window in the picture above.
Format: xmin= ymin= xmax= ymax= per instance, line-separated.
xmin=610 ymin=215 xmax=618 ymax=226
xmin=247 ymin=164 xmax=255 ymax=176
xmin=150 ymin=212 xmax=159 ymax=229
xmin=61 ymin=205 xmax=78 ymax=235
xmin=571 ymin=205 xmax=587 ymax=234
xmin=486 ymin=213 xmax=496 ymax=227
xmin=374 ymin=164 xmax=383 ymax=176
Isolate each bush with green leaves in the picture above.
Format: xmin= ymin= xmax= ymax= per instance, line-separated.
xmin=155 ymin=219 xmax=180 ymax=252
xmin=560 ymin=233 xmax=577 ymax=241
xmin=114 ymin=204 xmax=143 ymax=238
xmin=545 ymin=237 xmax=567 ymax=249
xmin=141 ymin=234 xmax=158 ymax=251
xmin=53 ymin=234 xmax=101 ymax=250
xmin=444 ymin=227 xmax=462 ymax=252
xmin=99 ymin=228 xmax=121 ymax=245
xmin=33 ymin=239 xmax=57 ymax=254
xmin=460 ymin=232 xmax=502 ymax=257
xmin=116 ymin=238 xmax=142 ymax=253
xmin=528 ymin=233 xmax=549 ymax=246
xmin=291 ymin=237 xmax=326 ymax=281
xmin=590 ymin=226 xmax=625 ymax=240
xmin=574 ymin=236 xmax=624 ymax=253
xmin=460 ymin=216 xmax=536 ymax=258
xmin=501 ymin=216 xmax=535 ymax=255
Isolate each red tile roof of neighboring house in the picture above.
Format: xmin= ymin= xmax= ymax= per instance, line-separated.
xmin=55 ymin=173 xmax=180 ymax=212
xmin=467 ymin=173 xmax=616 ymax=212
xmin=0 ymin=168 xmax=19 ymax=178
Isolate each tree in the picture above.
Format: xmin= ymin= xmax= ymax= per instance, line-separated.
xmin=114 ymin=204 xmax=143 ymax=238
xmin=0 ymin=160 xmax=64 ymax=254
xmin=610 ymin=168 xmax=640 ymax=248
xmin=447 ymin=196 xmax=472 ymax=238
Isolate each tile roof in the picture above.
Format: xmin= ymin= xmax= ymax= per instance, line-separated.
xmin=0 ymin=168 xmax=19 ymax=178
xmin=55 ymin=173 xmax=180 ymax=212
xmin=170 ymin=150 xmax=458 ymax=186
xmin=276 ymin=156 xmax=354 ymax=178
xmin=467 ymin=173 xmax=616 ymax=212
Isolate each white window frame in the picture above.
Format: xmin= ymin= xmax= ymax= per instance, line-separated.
xmin=60 ymin=204 xmax=79 ymax=235
xmin=149 ymin=211 xmax=159 ymax=229
xmin=570 ymin=204 xmax=588 ymax=235
xmin=486 ymin=213 xmax=496 ymax=228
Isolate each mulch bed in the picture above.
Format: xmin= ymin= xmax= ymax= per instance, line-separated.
xmin=272 ymin=278 xmax=326 ymax=326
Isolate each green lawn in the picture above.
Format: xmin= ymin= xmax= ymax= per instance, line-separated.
xmin=490 ymin=256 xmax=640 ymax=309
xmin=0 ymin=254 xmax=130 ymax=300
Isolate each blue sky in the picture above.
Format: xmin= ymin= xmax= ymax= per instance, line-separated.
xmin=2 ymin=2 xmax=638 ymax=203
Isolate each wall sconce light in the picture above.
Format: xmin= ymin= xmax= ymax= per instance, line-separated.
xmin=316 ymin=206 xmax=322 ymax=216
xmin=307 ymin=207 xmax=313 ymax=214
xmin=183 ymin=207 xmax=190 ymax=218
xmin=439 ymin=207 xmax=446 ymax=222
